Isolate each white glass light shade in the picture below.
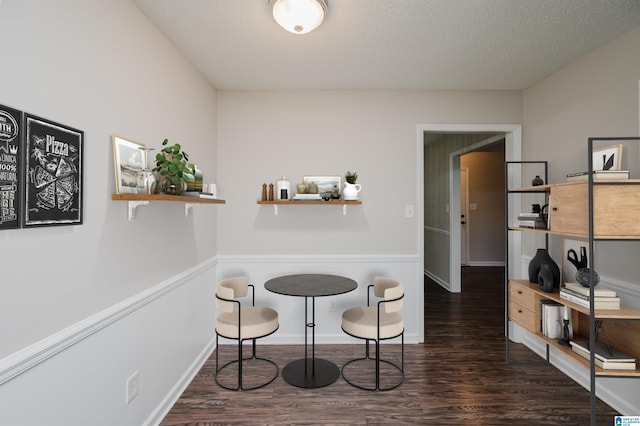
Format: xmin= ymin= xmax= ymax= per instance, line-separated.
xmin=270 ymin=0 xmax=327 ymax=34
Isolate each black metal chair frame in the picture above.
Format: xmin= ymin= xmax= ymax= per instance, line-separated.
xmin=341 ymin=284 xmax=405 ymax=391
xmin=215 ymin=284 xmax=279 ymax=391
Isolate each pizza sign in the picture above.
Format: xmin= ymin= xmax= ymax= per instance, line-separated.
xmin=24 ymin=115 xmax=83 ymax=227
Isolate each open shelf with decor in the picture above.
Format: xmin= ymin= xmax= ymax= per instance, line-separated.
xmin=509 ymin=279 xmax=640 ymax=376
xmin=257 ymin=199 xmax=362 ymax=215
xmin=505 ymin=138 xmax=640 ymax=425
xmin=112 ymin=193 xmax=225 ymax=220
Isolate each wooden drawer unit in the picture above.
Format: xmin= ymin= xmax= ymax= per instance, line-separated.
xmin=549 ymin=181 xmax=640 ymax=237
xmin=509 ymin=281 xmax=538 ymax=333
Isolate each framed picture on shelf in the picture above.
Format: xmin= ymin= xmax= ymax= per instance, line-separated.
xmin=303 ymin=175 xmax=341 ymax=198
xmin=24 ymin=114 xmax=83 ymax=227
xmin=592 ymin=144 xmax=622 ymax=171
xmin=112 ymin=135 xmax=145 ymax=194
xmin=562 ymin=238 xmax=591 ymax=285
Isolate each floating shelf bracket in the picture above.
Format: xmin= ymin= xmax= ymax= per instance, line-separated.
xmin=185 ymin=203 xmax=198 ymax=217
xmin=127 ymin=200 xmax=149 ymax=220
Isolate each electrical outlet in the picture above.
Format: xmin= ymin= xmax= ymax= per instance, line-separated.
xmin=405 ymin=204 xmax=415 ymax=218
xmin=126 ymin=371 xmax=139 ymax=404
xmin=329 ymin=298 xmax=337 ymax=312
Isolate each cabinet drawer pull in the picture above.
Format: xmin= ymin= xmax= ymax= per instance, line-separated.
xmin=518 ymin=309 xmax=522 ymax=313
xmin=517 ymin=290 xmax=522 ymax=294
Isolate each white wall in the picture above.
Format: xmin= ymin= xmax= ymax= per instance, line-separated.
xmin=522 ymin=24 xmax=640 ymax=415
xmin=216 ymin=91 xmax=521 ymax=257
xmin=216 ymin=90 xmax=522 ymax=348
xmin=0 ymin=1 xmax=219 ymax=424
xmin=523 ymin=25 xmax=640 ymax=286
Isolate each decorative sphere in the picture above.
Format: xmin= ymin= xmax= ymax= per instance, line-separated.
xmin=575 ymin=268 xmax=600 ymax=287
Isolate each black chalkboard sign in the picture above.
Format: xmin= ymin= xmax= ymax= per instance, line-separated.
xmin=24 ymin=114 xmax=83 ymax=227
xmin=0 ymin=104 xmax=23 ymax=230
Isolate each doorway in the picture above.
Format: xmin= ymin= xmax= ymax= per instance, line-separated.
xmin=416 ymin=124 xmax=522 ymax=341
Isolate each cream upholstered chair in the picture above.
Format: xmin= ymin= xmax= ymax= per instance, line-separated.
xmin=341 ymin=276 xmax=404 ymax=391
xmin=215 ymin=276 xmax=279 ymax=391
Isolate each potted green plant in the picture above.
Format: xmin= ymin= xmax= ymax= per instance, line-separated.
xmin=153 ymin=138 xmax=195 ymax=195
xmin=345 ymin=171 xmax=358 ymax=184
xmin=343 ymin=171 xmax=361 ymax=200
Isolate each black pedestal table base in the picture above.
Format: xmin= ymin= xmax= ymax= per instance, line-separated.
xmin=282 ymin=358 xmax=340 ymax=388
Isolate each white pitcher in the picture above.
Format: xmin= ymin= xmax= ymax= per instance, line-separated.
xmin=343 ymin=182 xmax=361 ymax=200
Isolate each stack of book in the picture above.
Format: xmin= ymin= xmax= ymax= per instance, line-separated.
xmin=293 ymin=193 xmax=322 ymax=201
xmin=566 ymin=169 xmax=630 ymax=182
xmin=540 ymin=300 xmax=566 ymax=339
xmin=184 ymin=191 xmax=217 ymax=199
xmin=560 ymin=282 xmax=620 ymax=310
xmin=517 ymin=212 xmax=546 ymax=229
xmin=570 ymin=340 xmax=636 ymax=370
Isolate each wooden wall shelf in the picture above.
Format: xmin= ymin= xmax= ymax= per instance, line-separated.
xmin=112 ymin=193 xmax=225 ymax=220
xmin=257 ymin=199 xmax=362 ymax=215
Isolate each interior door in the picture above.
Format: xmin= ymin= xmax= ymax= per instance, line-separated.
xmin=460 ymin=167 xmax=469 ymax=265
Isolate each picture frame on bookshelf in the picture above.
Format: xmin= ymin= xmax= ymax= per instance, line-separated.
xmin=562 ymin=238 xmax=592 ymax=285
xmin=592 ymin=144 xmax=622 ymax=171
xmin=112 ymin=135 xmax=145 ymax=194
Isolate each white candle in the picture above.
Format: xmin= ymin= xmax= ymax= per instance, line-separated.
xmin=563 ymin=305 xmax=571 ymax=321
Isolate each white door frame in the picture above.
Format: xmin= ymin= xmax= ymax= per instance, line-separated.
xmin=416 ymin=124 xmax=522 ymax=302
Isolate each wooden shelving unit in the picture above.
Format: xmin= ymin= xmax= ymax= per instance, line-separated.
xmin=257 ymin=199 xmax=362 ymax=215
xmin=505 ymin=141 xmax=640 ymax=425
xmin=506 ymin=138 xmax=640 ymax=425
xmin=509 ymin=279 xmax=640 ymax=377
xmin=112 ymin=193 xmax=225 ymax=220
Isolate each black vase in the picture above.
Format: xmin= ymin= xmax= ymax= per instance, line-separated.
xmin=538 ymin=263 xmax=555 ymax=293
xmin=532 ymin=175 xmax=544 ymax=186
xmin=528 ymin=248 xmax=560 ymax=287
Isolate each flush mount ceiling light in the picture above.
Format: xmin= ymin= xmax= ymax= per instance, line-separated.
xmin=269 ymin=0 xmax=328 ymax=35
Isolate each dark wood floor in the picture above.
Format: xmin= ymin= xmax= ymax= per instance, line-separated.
xmin=161 ymin=266 xmax=617 ymax=425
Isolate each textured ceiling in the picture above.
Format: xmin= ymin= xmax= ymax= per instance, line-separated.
xmin=134 ymin=0 xmax=640 ymax=91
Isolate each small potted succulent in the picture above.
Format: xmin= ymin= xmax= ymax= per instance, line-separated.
xmin=153 ymin=138 xmax=195 ymax=195
xmin=345 ymin=171 xmax=358 ymax=184
xmin=343 ymin=170 xmax=361 ymax=200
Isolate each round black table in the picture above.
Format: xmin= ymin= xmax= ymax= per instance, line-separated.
xmin=264 ymin=274 xmax=357 ymax=388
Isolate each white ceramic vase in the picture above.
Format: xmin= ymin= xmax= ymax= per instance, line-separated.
xmin=343 ymin=182 xmax=361 ymax=200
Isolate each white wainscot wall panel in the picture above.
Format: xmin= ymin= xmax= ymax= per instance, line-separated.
xmin=0 ymin=261 xmax=216 ymax=426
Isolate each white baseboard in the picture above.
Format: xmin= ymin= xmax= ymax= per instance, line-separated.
xmin=424 ymin=269 xmax=450 ymax=291
xmin=145 ymin=337 xmax=216 ymax=426
xmin=466 ymin=261 xmax=505 ymax=267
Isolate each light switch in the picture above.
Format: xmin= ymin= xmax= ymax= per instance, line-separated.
xmin=469 ymin=203 xmax=478 ymax=211
xmin=405 ymin=204 xmax=415 ymax=218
